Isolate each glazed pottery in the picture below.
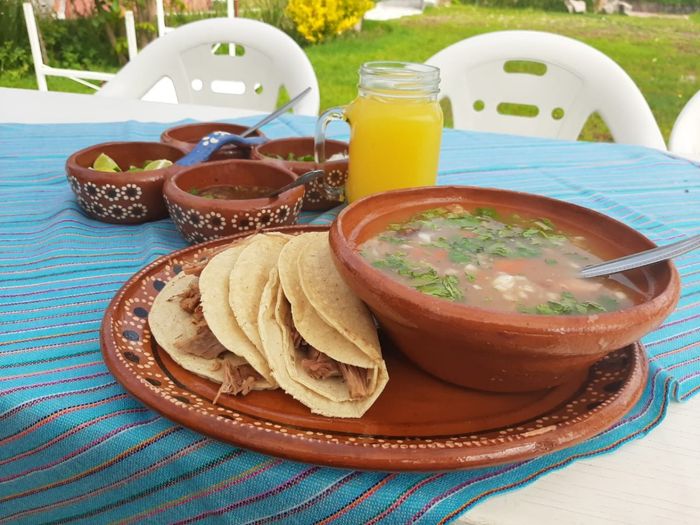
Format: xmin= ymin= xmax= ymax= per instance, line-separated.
xmin=161 ymin=122 xmax=266 ymax=160
xmin=163 ymin=159 xmax=304 ymax=243
xmin=101 ymin=225 xmax=647 ymax=471
xmin=252 ymin=137 xmax=348 ymax=211
xmin=329 ymin=186 xmax=680 ymax=392
xmin=66 ymin=141 xmax=186 ymax=224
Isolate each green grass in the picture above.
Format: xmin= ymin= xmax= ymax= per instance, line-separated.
xmin=304 ymin=5 xmax=700 ymax=142
xmin=0 ymin=73 xmax=99 ymax=93
xmin=4 ymin=5 xmax=699 ymax=142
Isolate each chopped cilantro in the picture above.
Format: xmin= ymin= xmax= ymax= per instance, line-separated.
xmin=520 ymin=291 xmax=608 ymax=315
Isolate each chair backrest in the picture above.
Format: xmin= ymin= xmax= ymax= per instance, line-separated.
xmin=669 ymin=90 xmax=700 ymax=161
xmin=426 ymin=30 xmax=665 ymax=149
xmin=98 ymin=18 xmax=320 ymax=116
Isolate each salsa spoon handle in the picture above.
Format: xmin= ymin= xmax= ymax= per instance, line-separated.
xmin=579 ymin=234 xmax=700 ymax=278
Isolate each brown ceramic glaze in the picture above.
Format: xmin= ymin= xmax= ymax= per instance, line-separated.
xmin=101 ymin=225 xmax=648 ymax=471
xmin=66 ymin=141 xmax=186 ymax=224
xmin=329 ymin=186 xmax=681 ymax=393
xmin=163 ymin=159 xmax=304 ymax=244
xmin=161 ymin=122 xmax=266 ymax=160
xmin=252 ymin=137 xmax=348 ymax=211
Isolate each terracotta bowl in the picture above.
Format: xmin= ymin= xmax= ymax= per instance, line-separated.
xmin=163 ymin=159 xmax=304 ymax=244
xmin=160 ymin=122 xmax=266 ymax=160
xmin=329 ymin=186 xmax=681 ymax=393
xmin=251 ymin=137 xmax=348 ymax=211
xmin=66 ymin=141 xmax=186 ymax=224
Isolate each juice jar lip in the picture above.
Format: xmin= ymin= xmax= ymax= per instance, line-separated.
xmin=361 ymin=61 xmax=440 ymax=75
xmin=359 ymin=61 xmax=440 ymax=96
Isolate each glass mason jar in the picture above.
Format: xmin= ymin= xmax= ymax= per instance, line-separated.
xmin=315 ymin=61 xmax=443 ymax=203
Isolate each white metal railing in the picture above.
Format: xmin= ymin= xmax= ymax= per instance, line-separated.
xmin=23 ymin=2 xmax=115 ymax=91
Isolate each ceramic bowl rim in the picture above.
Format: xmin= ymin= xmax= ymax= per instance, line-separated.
xmin=160 ymin=121 xmax=266 ymax=145
xmin=66 ymin=141 xmax=186 ymax=184
xmin=166 ymin=158 xmax=304 ymax=209
xmin=251 ymin=136 xmax=349 ymax=167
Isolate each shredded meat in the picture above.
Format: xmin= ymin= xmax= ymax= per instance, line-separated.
xmin=293 ymin=328 xmax=370 ymax=399
xmin=213 ymin=361 xmax=263 ymax=403
xmin=171 ymin=280 xmax=223 ymax=359
xmin=178 ymin=281 xmax=201 ymax=313
xmin=301 ymin=347 xmax=341 ymax=380
xmin=174 ymin=326 xmax=226 ymax=359
xmin=338 ymin=363 xmax=370 ymax=399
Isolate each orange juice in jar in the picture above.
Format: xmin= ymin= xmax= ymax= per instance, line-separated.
xmin=315 ymin=62 xmax=443 ymax=203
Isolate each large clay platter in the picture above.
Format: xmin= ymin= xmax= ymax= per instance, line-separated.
xmin=101 ymin=225 xmax=648 ymax=472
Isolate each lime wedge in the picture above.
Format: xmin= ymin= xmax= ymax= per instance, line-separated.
xmin=142 ymin=159 xmax=173 ymax=171
xmin=92 ymin=153 xmax=121 ymax=172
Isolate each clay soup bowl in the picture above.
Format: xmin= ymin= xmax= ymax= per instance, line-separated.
xmin=252 ymin=137 xmax=348 ymax=211
xmin=163 ymin=159 xmax=304 ymax=244
xmin=329 ymin=186 xmax=680 ymax=393
xmin=66 ymin=141 xmax=186 ymax=224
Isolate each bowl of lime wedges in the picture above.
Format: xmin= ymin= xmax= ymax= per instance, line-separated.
xmin=66 ymin=141 xmax=186 ymax=224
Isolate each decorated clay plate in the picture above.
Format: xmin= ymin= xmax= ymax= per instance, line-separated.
xmin=101 ymin=225 xmax=648 ymax=472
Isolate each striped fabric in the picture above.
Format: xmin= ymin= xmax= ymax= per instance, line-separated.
xmin=0 ymin=115 xmax=698 ymax=524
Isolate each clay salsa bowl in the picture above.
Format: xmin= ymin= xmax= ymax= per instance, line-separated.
xmin=329 ymin=186 xmax=681 ymax=393
xmin=161 ymin=122 xmax=266 ymax=160
xmin=66 ymin=141 xmax=186 ymax=224
xmin=163 ymin=159 xmax=304 ymax=244
xmin=251 ymin=137 xmax=348 ymax=211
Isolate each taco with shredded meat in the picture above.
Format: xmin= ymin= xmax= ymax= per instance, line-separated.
xmin=258 ymin=232 xmax=388 ymax=418
xmin=149 ymin=240 xmax=277 ymax=401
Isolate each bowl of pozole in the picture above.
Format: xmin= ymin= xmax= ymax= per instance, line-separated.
xmin=329 ymin=186 xmax=680 ymax=393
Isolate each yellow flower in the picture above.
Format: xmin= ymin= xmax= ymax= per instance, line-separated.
xmin=287 ymin=0 xmax=374 ymax=44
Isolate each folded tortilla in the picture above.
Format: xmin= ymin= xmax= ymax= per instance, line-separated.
xmin=259 ymin=232 xmax=388 ymax=418
xmin=149 ymin=267 xmax=274 ymax=401
xmin=229 ymin=233 xmax=291 ymax=353
xmin=199 ymin=244 xmax=276 ymax=387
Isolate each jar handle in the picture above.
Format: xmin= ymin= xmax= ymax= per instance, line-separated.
xmin=315 ymin=106 xmax=348 ymax=202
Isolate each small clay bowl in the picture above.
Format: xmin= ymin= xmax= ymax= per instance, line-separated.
xmin=163 ymin=159 xmax=304 ymax=244
xmin=252 ymin=137 xmax=348 ymax=211
xmin=161 ymin=122 xmax=266 ymax=160
xmin=66 ymin=141 xmax=186 ymax=224
xmin=329 ymin=186 xmax=681 ymax=393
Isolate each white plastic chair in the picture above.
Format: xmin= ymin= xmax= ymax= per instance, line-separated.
xmin=669 ymin=90 xmax=700 ymax=162
xmin=98 ymin=18 xmax=320 ymax=116
xmin=426 ymin=31 xmax=665 ymax=149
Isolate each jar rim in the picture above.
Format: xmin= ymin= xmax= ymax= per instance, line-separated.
xmin=361 ymin=61 xmax=440 ymax=77
xmin=359 ymin=61 xmax=440 ymax=96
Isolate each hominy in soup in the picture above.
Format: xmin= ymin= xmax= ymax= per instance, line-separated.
xmin=360 ymin=205 xmax=639 ymax=314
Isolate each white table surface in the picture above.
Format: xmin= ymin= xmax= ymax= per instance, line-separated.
xmin=0 ymin=87 xmax=262 ymax=123
xmin=2 ymin=87 xmax=698 ymax=525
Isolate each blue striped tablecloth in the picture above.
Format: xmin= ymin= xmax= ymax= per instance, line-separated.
xmin=0 ymin=115 xmax=698 ymax=524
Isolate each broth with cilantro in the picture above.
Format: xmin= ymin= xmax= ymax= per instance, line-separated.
xmin=360 ymin=205 xmax=639 ymax=315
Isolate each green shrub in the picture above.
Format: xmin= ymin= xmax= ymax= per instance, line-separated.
xmin=38 ymin=15 xmax=119 ymax=70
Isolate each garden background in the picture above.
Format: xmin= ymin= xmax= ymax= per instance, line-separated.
xmin=2 ymin=0 xmax=699 ymax=142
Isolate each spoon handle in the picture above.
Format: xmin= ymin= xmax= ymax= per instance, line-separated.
xmin=266 ymin=169 xmax=324 ymax=198
xmin=580 ymin=234 xmax=700 ymax=278
xmin=240 ymin=87 xmax=312 ymax=137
